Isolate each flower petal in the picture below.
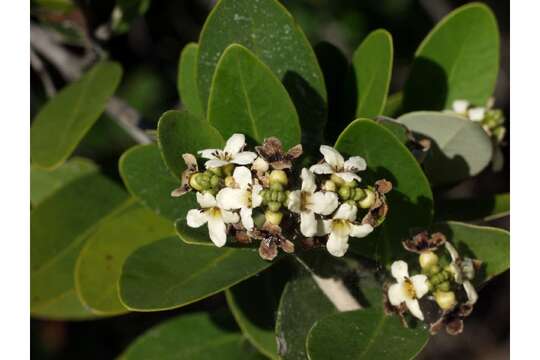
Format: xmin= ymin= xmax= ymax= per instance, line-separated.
xmin=251 ymin=184 xmax=263 ymax=208
xmin=410 ymin=274 xmax=429 ymax=299
xmin=333 ymin=203 xmax=357 ymax=221
xmin=286 ymin=190 xmax=302 ymax=214
xmin=205 ymin=159 xmax=229 ymax=169
xmin=391 ymin=260 xmax=409 ymax=281
xmin=221 ymin=209 xmax=239 ymax=224
xmin=320 ymin=145 xmax=344 ymax=169
xmin=445 ymin=242 xmax=460 ymax=262
xmin=186 ymin=209 xmax=207 ymax=228
xmin=350 ymin=223 xmax=374 ymax=238
xmin=405 ymin=298 xmax=424 ymax=320
xmin=233 ymin=166 xmax=252 ymax=189
xmin=300 ymin=168 xmax=317 ymax=193
xmin=468 ymin=107 xmax=485 ymax=121
xmin=196 ymin=192 xmax=217 ymax=208
xmin=198 ymin=149 xmax=220 ymax=159
xmin=315 ymin=219 xmax=332 ymax=236
xmin=231 ymin=151 xmax=258 ymax=165
xmin=463 ymin=280 xmax=478 ymax=305
xmin=240 ymin=207 xmax=254 ymax=231
xmin=300 ymin=210 xmax=317 ymax=237
xmin=310 ymin=191 xmax=338 ymax=215
xmin=309 ymin=163 xmax=334 ymax=175
xmin=388 ymin=283 xmax=406 ymax=306
xmin=326 ymin=231 xmax=349 ymax=257
xmin=216 ymin=188 xmax=247 ymax=210
xmin=207 ymin=213 xmax=227 ymax=247
xmin=452 ymin=99 xmax=469 ymax=114
xmin=344 ymin=156 xmax=367 ymax=172
xmin=224 ymin=133 xmax=245 ymax=154
xmin=334 ymin=172 xmax=362 ymax=183
xmin=252 ymin=157 xmax=269 ymax=172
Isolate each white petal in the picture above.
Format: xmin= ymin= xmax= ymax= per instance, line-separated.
xmin=310 ymin=191 xmax=338 ymax=215
xmin=224 ymin=133 xmax=245 ymax=155
xmin=388 ymin=283 xmax=406 ymax=306
xmin=463 ymin=280 xmax=478 ymax=305
xmin=286 ymin=190 xmax=302 ymax=214
xmin=233 ymin=166 xmax=252 ymax=189
xmin=444 ymin=242 xmax=460 ymax=262
xmin=344 ymin=156 xmax=367 ymax=172
xmin=251 ymin=184 xmax=263 ymax=208
xmin=186 ymin=209 xmax=207 ymax=228
xmin=468 ymin=107 xmax=485 ymax=121
xmin=207 ymin=214 xmax=227 ymax=247
xmin=252 ymin=157 xmax=269 ymax=172
xmin=300 ymin=210 xmax=317 ymax=237
xmin=410 ymin=274 xmax=429 ymax=299
xmin=333 ymin=203 xmax=357 ymax=221
xmin=198 ymin=149 xmax=220 ymax=159
xmin=196 ymin=192 xmax=217 ymax=208
xmin=320 ymin=145 xmax=344 ymax=169
xmin=315 ymin=219 xmax=332 ymax=236
xmin=221 ymin=209 xmax=240 ymax=224
xmin=391 ymin=260 xmax=409 ymax=281
xmin=452 ymin=99 xmax=469 ymax=114
xmin=326 ymin=231 xmax=349 ymax=257
xmin=216 ymin=188 xmax=247 ymax=210
xmin=350 ymin=223 xmax=373 ymax=238
xmin=240 ymin=207 xmax=254 ymax=231
xmin=405 ymin=298 xmax=424 ymax=320
xmin=205 ymin=159 xmax=229 ymax=169
xmin=309 ymin=163 xmax=334 ymax=175
xmin=231 ymin=151 xmax=258 ymax=165
xmin=300 ymin=168 xmax=316 ymax=193
xmin=334 ymin=172 xmax=362 ymax=183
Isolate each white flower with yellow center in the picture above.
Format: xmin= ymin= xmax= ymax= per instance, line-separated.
xmin=186 ymin=192 xmax=239 ymax=247
xmin=216 ymin=166 xmax=262 ymax=231
xmin=287 ymin=168 xmax=339 ymax=237
xmin=198 ymin=133 xmax=257 ymax=169
xmin=452 ymin=99 xmax=486 ymax=122
xmin=316 ymin=203 xmax=373 ymax=257
xmin=387 ymin=260 xmax=429 ymax=320
xmin=309 ymin=145 xmax=367 ymax=183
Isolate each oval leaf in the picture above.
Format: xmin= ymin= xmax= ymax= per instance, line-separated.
xmin=306 ymin=308 xmax=429 ymax=360
xmin=119 ymin=237 xmax=271 ymax=311
xmin=178 ymin=43 xmax=204 ymax=118
xmin=157 ymin=110 xmax=224 ymax=177
xmin=75 ymin=203 xmax=175 ymax=315
xmin=31 ymin=61 xmax=122 ymax=169
xmin=31 ymin=173 xmax=129 ymax=320
xmin=209 ymin=44 xmax=301 ymax=148
xmin=398 ymin=111 xmax=493 ymax=186
xmin=335 ymin=119 xmax=433 ymax=263
xmin=403 ymin=3 xmax=499 ymax=111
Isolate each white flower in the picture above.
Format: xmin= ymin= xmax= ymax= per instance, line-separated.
xmin=198 ymin=133 xmax=257 ymax=169
xmin=387 ymin=260 xmax=429 ymax=320
xmin=445 ymin=242 xmax=478 ymax=305
xmin=216 ymin=166 xmax=262 ymax=231
xmin=451 ymin=99 xmax=486 ymax=122
xmin=467 ymin=107 xmax=485 ymax=122
xmin=310 ymin=145 xmax=366 ymax=183
xmin=452 ymin=99 xmax=470 ymax=115
xmin=316 ymin=203 xmax=373 ymax=257
xmin=287 ymin=168 xmax=339 ymax=237
xmin=186 ymin=192 xmax=239 ymax=247
xmin=251 ymin=157 xmax=269 ymax=173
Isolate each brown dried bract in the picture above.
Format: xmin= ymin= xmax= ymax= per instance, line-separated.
xmin=402 ymin=231 xmax=447 ymax=253
xmin=429 ymin=303 xmax=474 ymax=336
xmin=383 ymin=283 xmax=409 ymax=327
xmin=255 ymin=137 xmax=303 ymax=170
xmin=361 ymin=179 xmax=392 ymax=227
xmin=251 ymin=223 xmax=295 ymax=261
xmin=171 ymin=153 xmax=198 ymax=197
xmin=229 ymin=223 xmax=252 ymax=244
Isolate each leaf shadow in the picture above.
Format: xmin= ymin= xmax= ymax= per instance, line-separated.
xmin=403 ymin=57 xmax=449 ymax=111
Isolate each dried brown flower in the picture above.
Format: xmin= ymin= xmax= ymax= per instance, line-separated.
xmin=251 ymin=223 xmax=295 ymax=261
xmin=402 ymin=231 xmax=447 ymax=253
xmin=255 ymin=137 xmax=303 ymax=170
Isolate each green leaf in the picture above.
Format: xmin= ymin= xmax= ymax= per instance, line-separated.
xmin=403 ymin=3 xmax=499 ymax=111
xmin=383 ymin=92 xmax=403 ymax=117
xmin=335 ymin=119 xmax=433 ymax=263
xmin=120 ymin=312 xmax=266 ymax=360
xmin=351 ymin=29 xmax=393 ymax=119
xmin=432 ymin=221 xmax=509 ymax=284
xmin=31 ymin=173 xmax=129 ymax=320
xmin=112 ymin=0 xmax=152 ymax=34
xmin=208 ymin=44 xmax=301 ymax=148
xmin=306 ymin=308 xmax=429 ymax=360
xmin=31 ymin=157 xmax=98 ymax=207
xmin=157 ymin=110 xmax=224 ymax=177
xmin=178 ymin=43 xmax=204 ymax=118
xmin=119 ymin=144 xmax=197 ymax=221
xmin=75 ymin=203 xmax=175 ymax=315
xmin=119 ymin=237 xmax=271 ymax=311
xmin=398 ymin=111 xmax=493 ymax=186
xmin=31 ymin=61 xmax=122 ymax=169
xmin=435 ymin=193 xmax=509 ymax=222
xmin=198 ymin=0 xmax=327 ymax=147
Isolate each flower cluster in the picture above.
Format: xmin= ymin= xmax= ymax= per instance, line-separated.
xmin=450 ymin=98 xmax=506 ymax=144
xmin=172 ymin=134 xmax=392 ymax=261
xmin=385 ymin=231 xmax=481 ymax=335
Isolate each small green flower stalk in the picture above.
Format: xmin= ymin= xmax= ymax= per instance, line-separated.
xmin=385 ymin=231 xmax=482 ymax=336
xmin=172 ymin=134 xmax=392 ymax=261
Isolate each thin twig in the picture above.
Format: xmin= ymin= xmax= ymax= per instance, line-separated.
xmin=30 ymin=49 xmax=56 ymax=98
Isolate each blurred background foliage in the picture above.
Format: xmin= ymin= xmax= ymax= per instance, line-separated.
xmin=30 ymin=0 xmax=509 ymax=359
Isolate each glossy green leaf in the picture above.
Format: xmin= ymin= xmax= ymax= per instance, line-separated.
xmin=403 ymin=3 xmax=499 ymax=111
xmin=119 ymin=237 xmax=271 ymax=311
xmin=31 ymin=61 xmax=122 ymax=169
xmin=198 ymin=0 xmax=327 ymax=147
xmin=383 ymin=92 xmax=403 ymax=117
xmin=208 ymin=44 xmax=301 ymax=148
xmin=335 ymin=119 xmax=433 ymax=263
xmin=112 ymin=0 xmax=151 ymax=34
xmin=435 ymin=193 xmax=509 ymax=222
xmin=31 ymin=157 xmax=98 ymax=207
xmin=178 ymin=43 xmax=204 ymax=118
xmin=75 ymin=203 xmax=175 ymax=315
xmin=432 ymin=221 xmax=509 ymax=284
xmin=120 ymin=312 xmax=265 ymax=360
xmin=306 ymin=308 xmax=429 ymax=360
xmin=398 ymin=111 xmax=493 ymax=186
xmin=31 ymin=173 xmax=129 ymax=320
xmin=351 ymin=29 xmax=393 ymax=119
xmin=157 ymin=110 xmax=224 ymax=177
xmin=119 ymin=144 xmax=197 ymax=221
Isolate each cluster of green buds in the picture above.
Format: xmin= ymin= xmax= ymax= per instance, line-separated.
xmin=451 ymin=98 xmax=506 ymax=144
xmin=326 ymin=174 xmax=376 ymax=210
xmin=259 ymin=170 xmax=289 ymax=225
xmin=419 ymin=251 xmax=457 ymax=310
xmin=189 ymin=164 xmax=234 ymax=195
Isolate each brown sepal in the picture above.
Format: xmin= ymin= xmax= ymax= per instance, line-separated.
xmin=251 ymin=223 xmax=295 ymax=261
xmin=361 ymin=179 xmax=392 ymax=227
xmin=255 ymin=137 xmax=303 ymax=170
xmin=402 ymin=231 xmax=447 ymax=254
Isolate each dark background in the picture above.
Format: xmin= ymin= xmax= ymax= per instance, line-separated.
xmin=30 ymin=0 xmax=509 ymax=358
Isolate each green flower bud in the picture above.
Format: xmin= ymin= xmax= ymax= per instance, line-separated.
xmin=323 ymin=180 xmax=337 ymax=192
xmin=344 ymin=180 xmax=357 ymax=188
xmin=352 ymin=188 xmax=366 ymax=201
xmin=434 ymin=290 xmax=457 ymax=310
xmin=269 ymin=170 xmax=288 ymax=186
xmin=260 ymin=189 xmax=269 ymax=203
xmin=437 ymin=281 xmax=451 ymax=292
xmin=210 ymin=175 xmax=220 ymax=187
xmin=419 ymin=251 xmax=439 ymax=270
xmin=338 ymin=186 xmax=351 ymax=200
xmin=428 ymin=265 xmax=441 ymax=276
xmin=270 ymin=182 xmax=284 ymax=191
xmin=224 ymin=176 xmax=236 ymax=188
xmin=208 ymin=167 xmax=223 ymax=177
xmin=223 ymin=163 xmax=235 ymax=177
xmin=265 ymin=210 xmax=283 ymax=225
xmin=271 ymin=190 xmax=279 ymax=202
xmin=189 ymin=173 xmax=205 ymax=191
xmin=331 ymin=174 xmax=345 ymax=186
xmin=358 ymin=188 xmax=375 ymax=209
xmin=277 ymin=191 xmax=286 ymax=203
xmin=268 ymin=201 xmax=281 ymax=212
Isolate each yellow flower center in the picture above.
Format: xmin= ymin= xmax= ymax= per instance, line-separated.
xmin=403 ymin=278 xmax=417 ymax=299
xmin=206 ymin=207 xmax=222 ymax=218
